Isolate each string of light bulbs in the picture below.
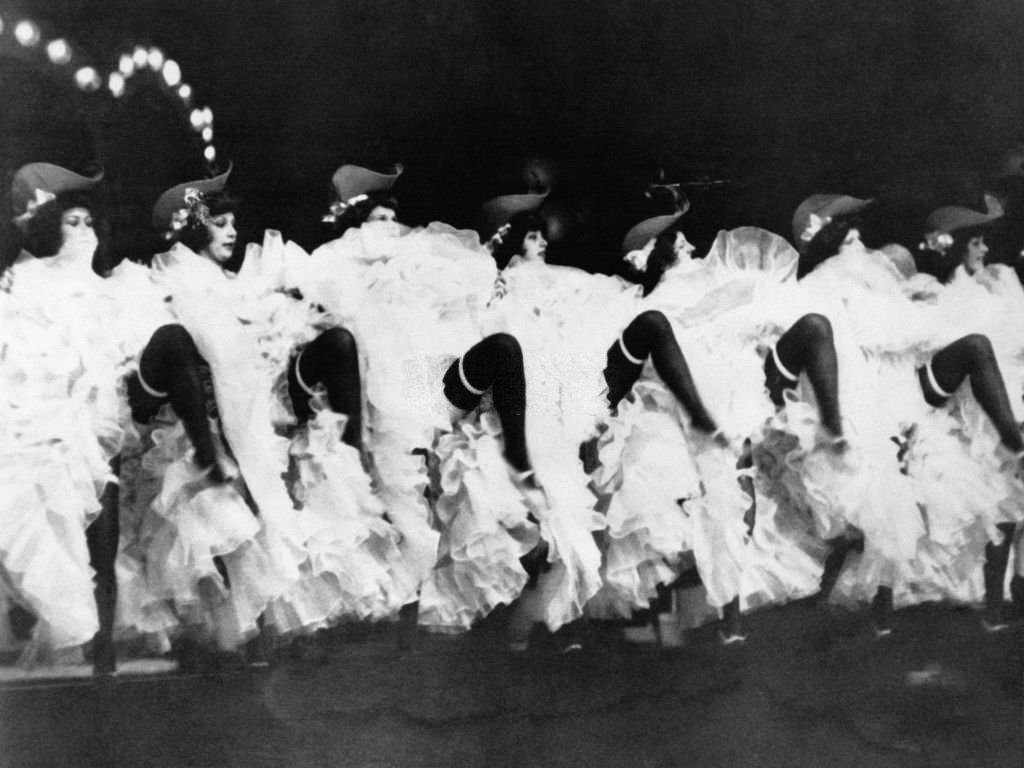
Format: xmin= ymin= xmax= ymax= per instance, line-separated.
xmin=0 ymin=11 xmax=219 ymax=167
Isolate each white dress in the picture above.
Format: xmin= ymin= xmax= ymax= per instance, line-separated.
xmin=116 ymin=232 xmax=406 ymax=650
xmin=589 ymin=228 xmax=830 ymax=619
xmin=0 ymin=247 xmax=170 ymax=651
xmin=304 ymin=223 xmax=539 ymax=630
xmin=486 ymin=258 xmax=642 ymax=628
xmin=770 ymin=246 xmax=1023 ymax=608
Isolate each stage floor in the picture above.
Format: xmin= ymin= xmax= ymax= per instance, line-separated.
xmin=1 ymin=600 xmax=1020 ymax=768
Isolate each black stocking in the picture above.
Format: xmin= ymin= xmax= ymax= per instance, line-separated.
xmin=984 ymin=522 xmax=1016 ymax=619
xmin=288 ymin=327 xmax=363 ymax=448
xmin=132 ymin=324 xmax=220 ymax=470
xmin=766 ymin=313 xmax=843 ymax=436
xmin=604 ymin=310 xmax=718 ymax=433
xmin=443 ymin=333 xmax=530 ymax=472
xmin=86 ymin=456 xmax=120 ymax=674
xmin=924 ymin=334 xmax=1024 ymax=453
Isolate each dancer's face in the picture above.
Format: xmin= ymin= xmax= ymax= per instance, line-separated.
xmin=361 ymin=208 xmax=401 ymax=259
xmin=59 ymin=206 xmax=97 ymax=256
xmin=366 ymin=205 xmax=397 ymax=224
xmin=202 ymin=212 xmax=237 ymax=263
xmin=521 ymin=229 xmax=547 ymax=262
xmin=963 ymin=235 xmax=988 ymax=274
xmin=672 ymin=231 xmax=696 ymax=259
xmin=838 ymin=227 xmax=866 ymax=257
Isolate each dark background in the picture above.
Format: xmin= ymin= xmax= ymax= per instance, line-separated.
xmin=3 ymin=0 xmax=1024 ymax=270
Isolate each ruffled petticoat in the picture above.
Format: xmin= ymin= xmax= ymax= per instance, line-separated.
xmin=828 ymin=356 xmax=1024 ymax=609
xmin=416 ymin=408 xmax=538 ymax=630
xmin=586 ymin=379 xmax=703 ymax=618
xmin=116 ymin=410 xmax=275 ymax=648
xmin=935 ymin=267 xmax=1024 ymax=588
xmin=117 ymin=234 xmax=403 ymax=646
xmin=415 ymin=398 xmax=608 ymax=634
xmin=763 ymin=251 xmax=1024 ymax=610
xmin=269 ymin=395 xmax=410 ymax=628
xmin=304 ymin=227 xmax=615 ymax=632
xmin=362 ymin=318 xmax=545 ymax=632
xmin=0 ymin=257 xmax=165 ymax=652
xmin=300 ymin=226 xmax=535 ymax=630
xmin=588 ymin=336 xmax=827 ymax=622
xmin=938 ymin=264 xmax=1024 ymax=423
xmin=353 ymin=300 xmax=494 ymax=626
xmin=481 ymin=262 xmax=642 ymax=629
xmin=586 ymin=229 xmax=827 ymax=622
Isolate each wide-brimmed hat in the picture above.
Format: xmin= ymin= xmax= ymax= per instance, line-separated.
xmin=331 ymin=163 xmax=403 ymax=205
xmin=152 ymin=164 xmax=233 ymax=232
xmin=478 ymin=190 xmax=549 ymax=239
xmin=621 ymin=210 xmax=685 ymax=254
xmin=791 ymin=194 xmax=873 ymax=251
xmin=11 ymin=162 xmax=103 ymax=228
xmin=925 ymin=193 xmax=1004 ymax=234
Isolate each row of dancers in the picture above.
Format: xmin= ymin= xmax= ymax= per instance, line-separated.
xmin=1 ymin=159 xmax=1023 ymax=675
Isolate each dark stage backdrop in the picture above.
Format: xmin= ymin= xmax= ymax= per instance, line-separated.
xmin=3 ymin=0 xmax=1024 ymax=270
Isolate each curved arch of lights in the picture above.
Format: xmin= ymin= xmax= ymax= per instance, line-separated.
xmin=0 ymin=11 xmax=219 ymax=168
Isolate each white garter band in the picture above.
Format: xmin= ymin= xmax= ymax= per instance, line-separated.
xmin=923 ymin=360 xmax=952 ymax=398
xmin=458 ymin=355 xmax=485 ymax=396
xmin=293 ymin=348 xmax=318 ymax=397
xmin=769 ymin=344 xmax=799 ymax=383
xmin=137 ymin=368 xmax=168 ymax=399
xmin=617 ymin=334 xmax=644 ymax=365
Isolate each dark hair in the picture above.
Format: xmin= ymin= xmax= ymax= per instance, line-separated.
xmin=799 ymin=213 xmax=863 ymax=279
xmin=489 ymin=210 xmax=546 ymax=270
xmin=325 ymin=190 xmax=399 ymax=234
xmin=947 ymin=225 xmax=988 ymax=274
xmin=624 ymin=226 xmax=683 ymax=297
xmin=172 ymin=189 xmax=240 ymax=254
xmin=20 ymin=190 xmax=109 ymax=261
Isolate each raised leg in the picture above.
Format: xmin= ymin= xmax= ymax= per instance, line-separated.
xmin=766 ymin=313 xmax=843 ymax=438
xmin=604 ymin=310 xmax=719 ymax=434
xmin=288 ymin=327 xmax=363 ymax=448
xmin=923 ymin=334 xmax=1023 ymax=453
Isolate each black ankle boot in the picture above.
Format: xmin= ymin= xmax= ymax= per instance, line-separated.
xmin=397 ymin=601 xmax=419 ymax=652
xmin=719 ymin=598 xmax=746 ymax=645
xmin=983 ymin=538 xmax=1012 ymax=630
xmin=820 ymin=537 xmax=858 ymax=601
xmin=7 ymin=604 xmax=37 ymax=643
xmin=91 ymin=631 xmax=117 ymax=676
xmin=1010 ymin=575 xmax=1024 ymax=621
xmin=871 ymin=586 xmax=893 ymax=637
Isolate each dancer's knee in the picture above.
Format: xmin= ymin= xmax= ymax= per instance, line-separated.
xmin=632 ymin=309 xmax=672 ymax=339
xmin=313 ymin=326 xmax=358 ymax=361
xmin=620 ymin=310 xmax=672 ymax=363
xmin=960 ymin=333 xmax=996 ymax=366
xmin=483 ymin=332 xmax=523 ymax=367
xmin=147 ymin=324 xmax=199 ymax=361
xmin=793 ymin=313 xmax=833 ymax=345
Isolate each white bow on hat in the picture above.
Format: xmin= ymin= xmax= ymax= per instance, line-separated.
xmin=12 ymin=188 xmax=56 ymax=226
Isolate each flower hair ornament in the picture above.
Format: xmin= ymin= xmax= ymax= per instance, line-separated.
xmin=623 ymin=238 xmax=656 ymax=272
xmin=165 ymin=187 xmax=212 ymax=241
xmin=800 ymin=213 xmax=830 ymax=244
xmin=321 ymin=193 xmax=370 ymax=224
xmin=487 ymin=221 xmax=513 ymax=250
xmin=918 ymin=230 xmax=954 ymax=255
xmin=12 ymin=188 xmax=57 ymax=226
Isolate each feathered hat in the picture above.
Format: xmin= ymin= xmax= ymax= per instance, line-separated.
xmin=11 ymin=162 xmax=103 ymax=229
